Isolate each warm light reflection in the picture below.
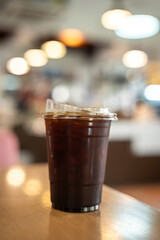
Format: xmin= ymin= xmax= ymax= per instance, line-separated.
xmin=144 ymin=85 xmax=160 ymax=101
xmin=41 ymin=190 xmax=51 ymax=207
xmin=31 ymin=117 xmax=46 ymax=136
xmin=146 ymin=61 xmax=160 ymax=85
xmin=41 ymin=41 xmax=67 ymax=59
xmin=23 ymin=179 xmax=42 ymax=196
xmin=6 ymin=168 xmax=25 ymax=186
xmin=101 ymin=9 xmax=132 ymax=30
xmin=24 ymin=49 xmax=48 ymax=67
xmin=59 ymin=28 xmax=85 ymax=47
xmin=122 ymin=50 xmax=148 ymax=68
xmin=101 ymin=227 xmax=120 ymax=239
xmin=6 ymin=57 xmax=30 ymax=75
xmin=115 ymin=15 xmax=160 ymax=39
xmin=52 ymin=85 xmax=70 ymax=102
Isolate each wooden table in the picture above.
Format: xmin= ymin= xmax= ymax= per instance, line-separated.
xmin=0 ymin=164 xmax=160 ymax=240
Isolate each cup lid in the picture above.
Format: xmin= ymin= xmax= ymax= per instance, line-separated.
xmin=42 ymin=99 xmax=118 ymax=120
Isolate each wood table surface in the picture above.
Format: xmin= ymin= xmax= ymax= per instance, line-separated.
xmin=0 ymin=163 xmax=160 ymax=240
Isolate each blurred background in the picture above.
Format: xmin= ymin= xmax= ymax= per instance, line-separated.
xmin=0 ymin=0 xmax=160 ymax=208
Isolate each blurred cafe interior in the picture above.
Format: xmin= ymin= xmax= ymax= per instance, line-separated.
xmin=0 ymin=0 xmax=160 ymax=209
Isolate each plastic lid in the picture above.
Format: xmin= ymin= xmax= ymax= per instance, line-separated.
xmin=42 ymin=99 xmax=117 ymax=120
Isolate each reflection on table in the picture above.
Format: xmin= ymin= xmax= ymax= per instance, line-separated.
xmin=0 ymin=163 xmax=160 ymax=240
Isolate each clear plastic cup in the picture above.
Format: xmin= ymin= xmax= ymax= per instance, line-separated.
xmin=42 ymin=99 xmax=117 ymax=212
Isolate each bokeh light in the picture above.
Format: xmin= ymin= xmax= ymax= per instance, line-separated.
xmin=101 ymin=9 xmax=132 ymax=30
xmin=24 ymin=49 xmax=48 ymax=67
xmin=144 ymin=85 xmax=160 ymax=101
xmin=115 ymin=15 xmax=160 ymax=39
xmin=23 ymin=179 xmax=42 ymax=196
xmin=41 ymin=41 xmax=67 ymax=59
xmin=122 ymin=50 xmax=148 ymax=68
xmin=146 ymin=61 xmax=160 ymax=85
xmin=6 ymin=57 xmax=30 ymax=75
xmin=58 ymin=28 xmax=85 ymax=47
xmin=6 ymin=168 xmax=25 ymax=186
xmin=52 ymin=85 xmax=70 ymax=102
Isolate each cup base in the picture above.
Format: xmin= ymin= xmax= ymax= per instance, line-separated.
xmin=52 ymin=203 xmax=99 ymax=213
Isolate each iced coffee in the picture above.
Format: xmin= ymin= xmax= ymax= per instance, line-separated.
xmin=43 ymin=99 xmax=117 ymax=212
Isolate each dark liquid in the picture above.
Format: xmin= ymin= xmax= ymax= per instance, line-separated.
xmin=45 ymin=117 xmax=111 ymax=212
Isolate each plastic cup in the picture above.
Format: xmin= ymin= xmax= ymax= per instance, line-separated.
xmin=43 ymin=99 xmax=117 ymax=212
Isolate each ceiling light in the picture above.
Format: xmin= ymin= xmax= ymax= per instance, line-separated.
xmin=144 ymin=85 xmax=160 ymax=101
xmin=6 ymin=57 xmax=30 ymax=75
xmin=41 ymin=41 xmax=67 ymax=59
xmin=122 ymin=50 xmax=148 ymax=68
xmin=115 ymin=15 xmax=160 ymax=39
xmin=58 ymin=28 xmax=85 ymax=47
xmin=24 ymin=49 xmax=48 ymax=67
xmin=101 ymin=9 xmax=132 ymax=30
